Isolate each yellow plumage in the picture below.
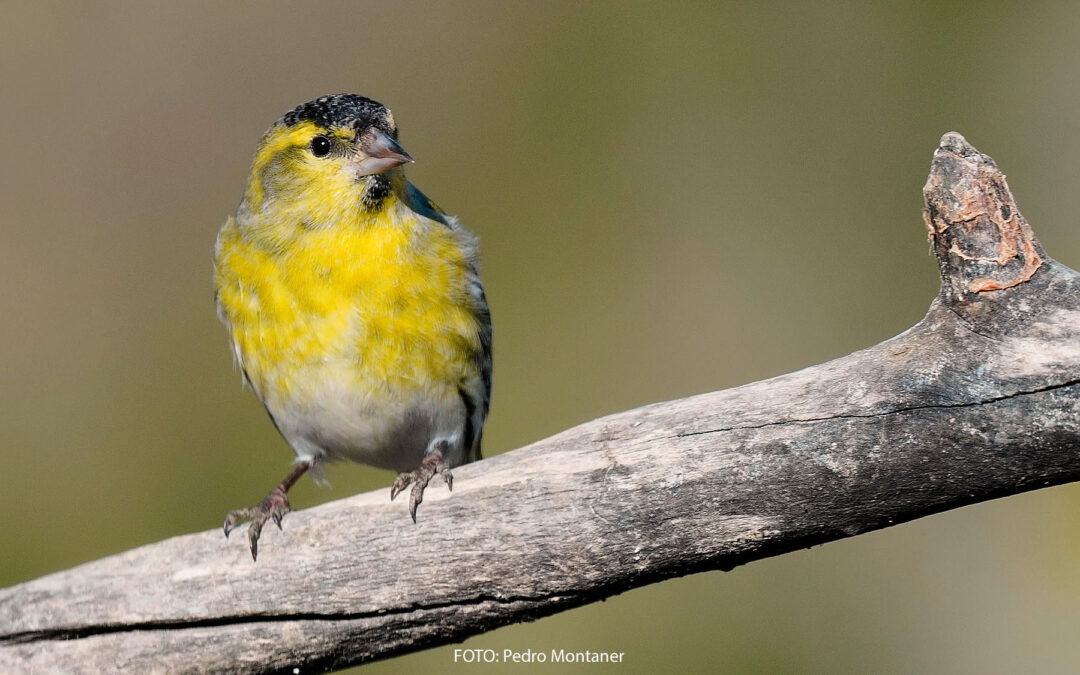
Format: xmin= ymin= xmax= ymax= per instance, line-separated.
xmin=215 ymin=94 xmax=490 ymax=558
xmin=215 ymin=198 xmax=481 ymax=403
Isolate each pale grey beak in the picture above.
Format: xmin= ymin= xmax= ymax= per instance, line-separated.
xmin=353 ymin=127 xmax=414 ymax=176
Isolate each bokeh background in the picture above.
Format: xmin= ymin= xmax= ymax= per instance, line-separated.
xmin=3 ymin=2 xmax=1079 ymax=673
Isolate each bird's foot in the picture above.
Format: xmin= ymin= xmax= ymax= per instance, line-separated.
xmin=223 ymin=487 xmax=290 ymax=561
xmin=390 ymin=443 xmax=453 ymax=522
xmin=223 ymin=461 xmax=310 ymax=560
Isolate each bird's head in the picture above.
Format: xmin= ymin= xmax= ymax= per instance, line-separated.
xmin=240 ymin=94 xmax=413 ymax=222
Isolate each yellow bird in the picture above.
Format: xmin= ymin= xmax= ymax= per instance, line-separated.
xmin=214 ymin=94 xmax=492 ymax=559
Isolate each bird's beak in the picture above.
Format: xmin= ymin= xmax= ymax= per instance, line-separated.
xmin=352 ymin=127 xmax=414 ymax=176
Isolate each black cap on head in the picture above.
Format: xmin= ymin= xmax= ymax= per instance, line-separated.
xmin=280 ymin=94 xmax=398 ymax=138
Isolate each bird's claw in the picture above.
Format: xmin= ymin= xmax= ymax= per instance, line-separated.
xmin=390 ymin=447 xmax=453 ymax=522
xmin=222 ymin=486 xmax=292 ymax=560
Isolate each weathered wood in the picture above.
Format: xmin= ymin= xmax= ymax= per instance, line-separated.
xmin=2 ymin=133 xmax=1078 ymax=674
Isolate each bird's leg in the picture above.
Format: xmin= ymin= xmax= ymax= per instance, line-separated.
xmin=390 ymin=440 xmax=453 ymax=522
xmin=223 ymin=460 xmax=311 ymax=560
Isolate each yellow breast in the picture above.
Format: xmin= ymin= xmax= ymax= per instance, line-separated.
xmin=214 ymin=197 xmax=481 ymax=407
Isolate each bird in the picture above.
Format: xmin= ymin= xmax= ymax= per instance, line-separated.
xmin=213 ymin=94 xmax=492 ymax=559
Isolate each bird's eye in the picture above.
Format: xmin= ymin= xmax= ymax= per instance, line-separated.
xmin=310 ymin=135 xmax=332 ymax=158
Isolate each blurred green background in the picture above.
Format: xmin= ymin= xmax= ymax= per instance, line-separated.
xmin=3 ymin=1 xmax=1079 ymax=673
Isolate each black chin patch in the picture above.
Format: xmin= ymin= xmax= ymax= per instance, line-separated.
xmin=362 ymin=174 xmax=392 ymax=210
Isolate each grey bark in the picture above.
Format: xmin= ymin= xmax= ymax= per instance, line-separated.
xmin=2 ymin=132 xmax=1078 ymax=674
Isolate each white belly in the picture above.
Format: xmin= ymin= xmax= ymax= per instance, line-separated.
xmin=261 ymin=367 xmax=468 ymax=472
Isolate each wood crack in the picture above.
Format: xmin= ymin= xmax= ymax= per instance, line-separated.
xmin=0 ymin=590 xmax=588 ymax=645
xmin=671 ymin=378 xmax=1080 ymax=439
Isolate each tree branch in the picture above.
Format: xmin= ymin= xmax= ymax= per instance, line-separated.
xmin=3 ymin=133 xmax=1079 ymax=674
